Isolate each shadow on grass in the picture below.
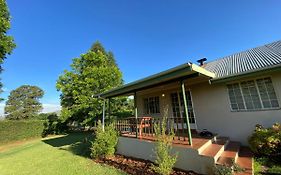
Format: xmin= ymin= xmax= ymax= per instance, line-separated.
xmin=42 ymin=132 xmax=95 ymax=158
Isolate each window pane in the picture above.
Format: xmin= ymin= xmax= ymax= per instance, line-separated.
xmin=227 ymin=84 xmax=245 ymax=111
xmin=171 ymin=93 xmax=180 ymax=118
xmin=271 ymin=100 xmax=279 ymax=108
xmin=263 ymin=100 xmax=271 ymax=108
xmin=155 ymin=97 xmax=160 ymax=113
xmin=257 ymin=78 xmax=279 ymax=109
xmin=231 ymin=103 xmax=238 ymax=110
xmin=241 ymin=80 xmax=262 ymax=110
xmin=144 ymin=98 xmax=148 ymax=114
xmin=238 ymin=103 xmax=246 ymax=110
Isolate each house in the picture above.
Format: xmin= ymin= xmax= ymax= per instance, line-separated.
xmin=97 ymin=40 xmax=281 ymax=174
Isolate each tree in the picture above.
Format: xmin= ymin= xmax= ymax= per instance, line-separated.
xmin=0 ymin=0 xmax=16 ymax=101
xmin=4 ymin=85 xmax=44 ymax=120
xmin=0 ymin=0 xmax=15 ymax=65
xmin=56 ymin=41 xmax=124 ymax=124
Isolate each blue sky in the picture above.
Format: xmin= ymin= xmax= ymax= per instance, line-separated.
xmin=1 ymin=0 xmax=281 ymax=114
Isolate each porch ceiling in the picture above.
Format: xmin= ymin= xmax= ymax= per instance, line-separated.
xmin=96 ymin=63 xmax=215 ymax=98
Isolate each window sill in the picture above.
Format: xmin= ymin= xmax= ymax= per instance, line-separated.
xmin=231 ymin=107 xmax=281 ymax=112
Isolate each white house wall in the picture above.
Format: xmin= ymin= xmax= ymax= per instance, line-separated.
xmin=192 ymin=72 xmax=281 ymax=145
xmin=135 ymin=72 xmax=281 ymax=145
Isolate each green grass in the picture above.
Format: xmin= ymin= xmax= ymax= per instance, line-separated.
xmin=254 ymin=157 xmax=281 ymax=175
xmin=0 ymin=132 xmax=126 ymax=175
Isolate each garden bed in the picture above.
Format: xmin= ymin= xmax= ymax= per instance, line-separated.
xmin=95 ymin=154 xmax=200 ymax=175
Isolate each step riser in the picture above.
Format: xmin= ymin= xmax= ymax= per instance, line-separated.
xmin=198 ymin=139 xmax=212 ymax=154
xmin=234 ymin=151 xmax=239 ymax=163
xmin=214 ymin=140 xmax=229 ymax=162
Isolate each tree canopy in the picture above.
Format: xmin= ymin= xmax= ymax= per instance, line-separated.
xmin=0 ymin=0 xmax=15 ymax=101
xmin=0 ymin=0 xmax=15 ymax=67
xmin=4 ymin=85 xmax=44 ymax=120
xmin=56 ymin=41 xmax=129 ymax=124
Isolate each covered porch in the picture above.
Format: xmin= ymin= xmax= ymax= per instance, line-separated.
xmin=97 ymin=62 xmax=215 ymax=146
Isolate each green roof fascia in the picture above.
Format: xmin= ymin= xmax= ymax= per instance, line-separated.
xmin=97 ymin=63 xmax=194 ymax=98
xmin=210 ymin=64 xmax=281 ymax=84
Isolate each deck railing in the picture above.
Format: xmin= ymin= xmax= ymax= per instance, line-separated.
xmin=114 ymin=117 xmax=191 ymax=142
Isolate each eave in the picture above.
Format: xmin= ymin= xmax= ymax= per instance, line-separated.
xmin=96 ymin=63 xmax=215 ymax=98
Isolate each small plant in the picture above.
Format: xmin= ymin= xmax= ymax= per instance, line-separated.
xmin=90 ymin=121 xmax=118 ymax=158
xmin=212 ymin=164 xmax=232 ymax=175
xmin=248 ymin=123 xmax=281 ymax=157
xmin=151 ymin=118 xmax=178 ymax=175
xmin=211 ymin=159 xmax=244 ymax=175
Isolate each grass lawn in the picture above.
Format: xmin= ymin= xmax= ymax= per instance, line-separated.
xmin=0 ymin=132 xmax=126 ymax=175
xmin=254 ymin=157 xmax=281 ymax=175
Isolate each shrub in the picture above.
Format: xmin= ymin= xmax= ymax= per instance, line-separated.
xmin=248 ymin=123 xmax=281 ymax=157
xmin=151 ymin=118 xmax=177 ymax=175
xmin=211 ymin=159 xmax=244 ymax=175
xmin=42 ymin=113 xmax=68 ymax=137
xmin=90 ymin=121 xmax=118 ymax=158
xmin=0 ymin=120 xmax=45 ymax=144
xmin=211 ymin=164 xmax=232 ymax=175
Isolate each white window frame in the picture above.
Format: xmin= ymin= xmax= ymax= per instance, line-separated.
xmin=227 ymin=77 xmax=280 ymax=112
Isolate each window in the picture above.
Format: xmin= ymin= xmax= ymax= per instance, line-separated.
xmin=144 ymin=96 xmax=160 ymax=114
xmin=171 ymin=91 xmax=196 ymax=123
xmin=256 ymin=78 xmax=279 ymax=108
xmin=227 ymin=77 xmax=279 ymax=111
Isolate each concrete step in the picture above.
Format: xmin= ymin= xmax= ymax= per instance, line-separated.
xmin=200 ymin=137 xmax=229 ymax=162
xmin=197 ymin=138 xmax=212 ymax=154
xmin=234 ymin=147 xmax=253 ymax=175
xmin=216 ymin=141 xmax=240 ymax=166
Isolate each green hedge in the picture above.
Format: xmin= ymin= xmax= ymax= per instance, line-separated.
xmin=0 ymin=120 xmax=45 ymax=145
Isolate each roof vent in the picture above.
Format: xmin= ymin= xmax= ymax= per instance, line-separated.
xmin=197 ymin=58 xmax=207 ymax=66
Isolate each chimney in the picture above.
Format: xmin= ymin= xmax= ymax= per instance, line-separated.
xmin=197 ymin=58 xmax=207 ymax=66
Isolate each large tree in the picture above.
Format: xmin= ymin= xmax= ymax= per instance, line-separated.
xmin=56 ymin=41 xmax=126 ymax=124
xmin=0 ymin=0 xmax=15 ymax=62
xmin=0 ymin=0 xmax=16 ymax=100
xmin=4 ymin=85 xmax=44 ymax=120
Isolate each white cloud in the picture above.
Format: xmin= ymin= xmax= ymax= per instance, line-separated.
xmin=0 ymin=103 xmax=4 ymax=118
xmin=2 ymin=87 xmax=9 ymax=92
xmin=41 ymin=104 xmax=61 ymax=113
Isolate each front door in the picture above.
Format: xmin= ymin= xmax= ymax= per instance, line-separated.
xmin=170 ymin=91 xmax=197 ymax=129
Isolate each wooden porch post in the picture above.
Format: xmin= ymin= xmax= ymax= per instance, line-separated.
xmin=102 ymin=98 xmax=106 ymax=132
xmin=108 ymin=98 xmax=111 ymax=120
xmin=181 ymin=80 xmax=193 ymax=145
xmin=134 ymin=91 xmax=138 ymax=138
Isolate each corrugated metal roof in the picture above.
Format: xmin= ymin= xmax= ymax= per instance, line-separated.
xmin=203 ymin=40 xmax=281 ymax=78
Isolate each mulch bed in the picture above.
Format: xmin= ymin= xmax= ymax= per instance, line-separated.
xmin=94 ymin=154 xmax=200 ymax=175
